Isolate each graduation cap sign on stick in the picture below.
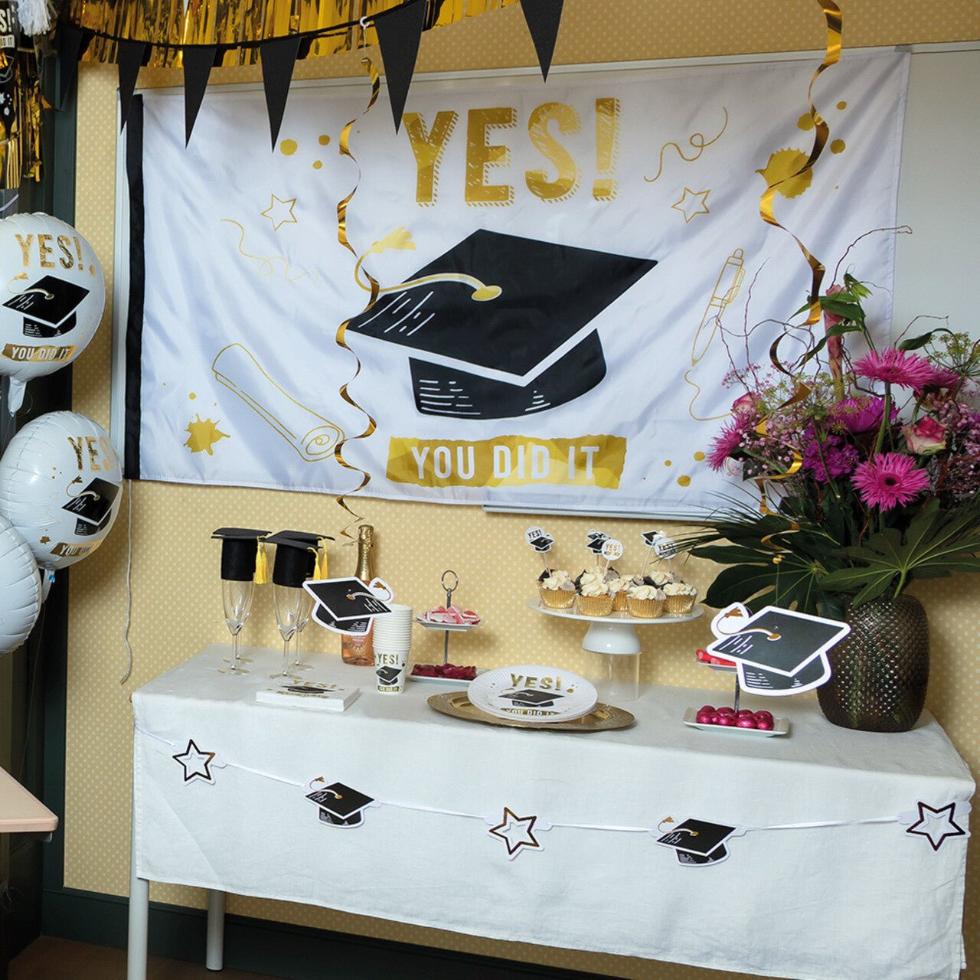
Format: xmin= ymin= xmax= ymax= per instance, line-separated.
xmin=600 ymin=537 xmax=623 ymax=574
xmin=524 ymin=526 xmax=555 ymax=570
xmin=703 ymin=604 xmax=850 ymax=697
xmin=347 ymin=230 xmax=657 ymax=420
xmin=304 ymin=577 xmax=394 ymax=636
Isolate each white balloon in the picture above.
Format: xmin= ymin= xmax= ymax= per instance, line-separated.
xmin=0 ymin=213 xmax=106 ymax=412
xmin=0 ymin=411 xmax=124 ymax=570
xmin=0 ymin=514 xmax=42 ymax=654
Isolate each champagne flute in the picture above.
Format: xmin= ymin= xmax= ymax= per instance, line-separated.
xmin=220 ymin=578 xmax=254 ymax=674
xmin=290 ymin=587 xmax=316 ymax=672
xmin=271 ymin=584 xmax=306 ymax=680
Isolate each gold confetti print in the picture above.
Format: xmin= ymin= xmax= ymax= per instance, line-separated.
xmin=279 ymin=138 xmax=298 ymax=155
xmin=184 ymin=416 xmax=229 ymax=455
xmin=756 ymin=148 xmax=812 ymax=199
xmin=830 ymin=138 xmax=846 ymax=153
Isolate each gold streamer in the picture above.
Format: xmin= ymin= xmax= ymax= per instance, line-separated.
xmin=758 ymin=0 xmax=842 ymax=363
xmin=332 ymin=56 xmax=380 ymax=542
xmin=69 ymin=0 xmax=521 ymax=68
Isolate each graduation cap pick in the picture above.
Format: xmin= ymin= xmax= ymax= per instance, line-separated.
xmin=348 ymin=230 xmax=656 ymax=420
xmin=212 ymin=528 xmax=270 ymax=582
xmin=4 ymin=276 xmax=90 ymax=338
xmin=306 ymin=782 xmax=375 ymax=828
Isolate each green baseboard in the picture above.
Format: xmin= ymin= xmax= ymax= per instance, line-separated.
xmin=42 ymin=886 xmax=607 ymax=979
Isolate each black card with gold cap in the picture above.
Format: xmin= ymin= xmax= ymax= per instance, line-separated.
xmin=212 ymin=528 xmax=269 ymax=582
xmin=347 ymin=230 xmax=657 ymax=420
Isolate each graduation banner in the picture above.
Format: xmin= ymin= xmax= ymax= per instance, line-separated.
xmin=120 ymin=52 xmax=909 ymax=515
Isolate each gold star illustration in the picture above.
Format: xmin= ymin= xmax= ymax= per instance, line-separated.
xmin=672 ymin=187 xmax=711 ymax=223
xmin=260 ymin=194 xmax=298 ymax=231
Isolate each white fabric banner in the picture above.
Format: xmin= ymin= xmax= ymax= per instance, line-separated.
xmin=125 ymin=52 xmax=908 ymax=514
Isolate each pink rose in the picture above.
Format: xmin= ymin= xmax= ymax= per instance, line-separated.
xmin=731 ymin=393 xmax=756 ymax=416
xmin=903 ymin=417 xmax=946 ymax=455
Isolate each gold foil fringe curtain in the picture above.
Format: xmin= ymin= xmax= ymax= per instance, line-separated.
xmin=0 ymin=49 xmax=43 ymax=190
xmin=68 ymin=0 xmax=519 ymax=67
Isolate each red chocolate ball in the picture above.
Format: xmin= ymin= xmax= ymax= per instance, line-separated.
xmin=756 ymin=718 xmax=774 ymax=731
xmin=717 ymin=706 xmax=735 ymax=716
xmin=754 ymin=710 xmax=774 ymax=724
xmin=736 ymin=717 xmax=758 ymax=729
xmin=699 ymin=705 xmax=715 ymax=714
xmin=717 ymin=714 xmax=737 ymax=727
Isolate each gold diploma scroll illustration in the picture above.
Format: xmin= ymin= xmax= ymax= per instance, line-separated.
xmin=211 ymin=343 xmax=343 ymax=462
xmin=684 ymin=248 xmax=746 ymax=421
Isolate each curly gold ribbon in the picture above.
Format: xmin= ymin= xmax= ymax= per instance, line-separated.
xmin=333 ymin=57 xmax=381 ymax=542
xmin=759 ymin=0 xmax=842 ymax=370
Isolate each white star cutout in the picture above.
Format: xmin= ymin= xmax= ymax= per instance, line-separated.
xmin=172 ymin=738 xmax=216 ymax=784
xmin=672 ymin=186 xmax=711 ymax=223
xmin=488 ymin=807 xmax=542 ymax=859
xmin=260 ymin=194 xmax=298 ymax=231
xmin=906 ymin=801 xmax=966 ymax=852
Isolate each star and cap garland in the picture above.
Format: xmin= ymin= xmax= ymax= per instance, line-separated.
xmin=157 ymin=728 xmax=969 ymax=864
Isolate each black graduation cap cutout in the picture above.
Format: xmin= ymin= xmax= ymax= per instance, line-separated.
xmin=704 ymin=605 xmax=850 ymax=697
xmin=524 ymin=526 xmax=554 ymax=553
xmin=4 ymin=276 xmax=90 ymax=338
xmin=347 ymin=230 xmax=657 ymax=420
xmin=376 ymin=665 xmax=402 ymax=685
xmin=266 ymin=531 xmax=325 ymax=588
xmin=656 ymin=818 xmax=737 ymax=858
xmin=585 ymin=530 xmax=610 ymax=556
xmin=505 ymin=689 xmax=565 ymax=708
xmin=212 ymin=527 xmax=270 ymax=582
xmin=63 ymin=478 xmax=120 ymax=536
xmin=306 ymin=782 xmax=374 ymax=828
xmin=676 ymin=844 xmax=729 ymax=867
xmin=304 ymin=577 xmax=393 ymax=622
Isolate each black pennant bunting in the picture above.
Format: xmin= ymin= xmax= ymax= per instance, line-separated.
xmin=57 ymin=23 xmax=89 ymax=110
xmin=374 ymin=0 xmax=426 ymax=132
xmin=183 ymin=45 xmax=218 ymax=146
xmin=260 ymin=35 xmax=302 ymax=149
xmin=117 ymin=40 xmax=148 ymax=131
xmin=519 ymin=0 xmax=565 ymax=81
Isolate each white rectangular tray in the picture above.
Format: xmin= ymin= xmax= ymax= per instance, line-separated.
xmin=682 ymin=707 xmax=790 ymax=737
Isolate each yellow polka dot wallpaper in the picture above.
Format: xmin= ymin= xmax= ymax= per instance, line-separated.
xmin=64 ymin=2 xmax=978 ymax=978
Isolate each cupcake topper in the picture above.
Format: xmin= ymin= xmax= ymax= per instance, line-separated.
xmin=640 ymin=529 xmax=677 ymax=575
xmin=585 ymin=529 xmax=610 ymax=568
xmin=600 ymin=537 xmax=623 ymax=574
xmin=525 ymin=526 xmax=555 ymax=570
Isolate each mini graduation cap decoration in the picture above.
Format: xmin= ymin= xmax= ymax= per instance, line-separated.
xmin=506 ymin=689 xmax=565 ymax=708
xmin=586 ymin=530 xmax=609 ymax=556
xmin=347 ymin=230 xmax=657 ymax=420
xmin=306 ymin=782 xmax=375 ymax=828
xmin=4 ymin=276 xmax=90 ymax=338
xmin=212 ymin=528 xmax=270 ymax=582
xmin=63 ymin=478 xmax=120 ymax=536
xmin=267 ymin=531 xmax=329 ymax=587
xmin=704 ymin=604 xmax=850 ymax=697
xmin=524 ymin=526 xmax=554 ymax=554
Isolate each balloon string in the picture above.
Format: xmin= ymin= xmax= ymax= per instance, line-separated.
xmin=333 ymin=57 xmax=381 ymax=543
xmin=759 ymin=0 xmax=842 ymax=374
xmin=119 ymin=478 xmax=134 ymax=685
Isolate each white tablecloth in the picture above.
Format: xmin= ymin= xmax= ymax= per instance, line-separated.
xmin=132 ymin=645 xmax=974 ymax=980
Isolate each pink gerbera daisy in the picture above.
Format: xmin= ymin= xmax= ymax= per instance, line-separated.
xmin=851 ymin=452 xmax=931 ymax=510
xmin=853 ymin=349 xmax=936 ymax=389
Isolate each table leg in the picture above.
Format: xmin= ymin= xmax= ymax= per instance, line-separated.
xmin=206 ymin=890 xmax=226 ymax=971
xmin=126 ymin=858 xmax=149 ymax=980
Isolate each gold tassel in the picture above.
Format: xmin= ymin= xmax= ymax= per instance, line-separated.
xmin=253 ymin=540 xmax=270 ymax=585
xmin=313 ymin=542 xmax=328 ymax=580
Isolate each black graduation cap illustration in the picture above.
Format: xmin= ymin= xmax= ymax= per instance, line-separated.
xmin=62 ymin=477 xmax=119 ymax=535
xmin=586 ymin=533 xmax=609 ymax=556
xmin=704 ymin=605 xmax=850 ymax=697
xmin=528 ymin=534 xmax=554 ymax=553
xmin=304 ymin=577 xmax=393 ymax=622
xmin=347 ymin=230 xmax=657 ymax=420
xmin=505 ymin=689 xmax=565 ymax=708
xmin=376 ymin=665 xmax=403 ymax=685
xmin=4 ymin=275 xmax=90 ymax=338
xmin=212 ymin=527 xmax=270 ymax=582
xmin=267 ymin=531 xmax=326 ymax=588
xmin=306 ymin=782 xmax=374 ymax=827
xmin=656 ymin=818 xmax=737 ymax=858
xmin=676 ymin=845 xmax=729 ymax=867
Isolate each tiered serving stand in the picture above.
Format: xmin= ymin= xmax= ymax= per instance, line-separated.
xmin=528 ymin=599 xmax=704 ymax=702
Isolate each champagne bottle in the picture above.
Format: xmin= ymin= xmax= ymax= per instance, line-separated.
xmin=341 ymin=524 xmax=375 ymax=666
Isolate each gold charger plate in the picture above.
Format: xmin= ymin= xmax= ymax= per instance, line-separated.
xmin=427 ymin=692 xmax=635 ymax=732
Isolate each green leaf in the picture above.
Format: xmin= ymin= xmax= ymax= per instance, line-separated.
xmin=704 ymin=565 xmax=778 ymax=608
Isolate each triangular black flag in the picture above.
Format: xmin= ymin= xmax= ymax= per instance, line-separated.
xmin=374 ymin=0 xmax=426 ymax=132
xmin=183 ymin=45 xmax=218 ymax=146
xmin=118 ymin=40 xmax=148 ymax=131
xmin=260 ymin=35 xmax=302 ymax=149
xmin=57 ymin=23 xmax=89 ymax=110
xmin=519 ymin=0 xmax=565 ymax=81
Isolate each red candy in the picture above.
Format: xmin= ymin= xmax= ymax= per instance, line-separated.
xmin=756 ymin=718 xmax=774 ymax=731
xmin=754 ymin=710 xmax=774 ymax=724
xmin=693 ymin=705 xmax=777 ymax=731
xmin=716 ymin=714 xmax=737 ymax=727
xmin=699 ymin=705 xmax=716 ymax=714
xmin=716 ymin=707 xmax=736 ymax=717
xmin=411 ymin=663 xmax=477 ymax=680
xmin=736 ymin=717 xmax=758 ymax=729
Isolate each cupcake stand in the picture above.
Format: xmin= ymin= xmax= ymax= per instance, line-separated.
xmin=528 ymin=600 xmax=704 ymax=702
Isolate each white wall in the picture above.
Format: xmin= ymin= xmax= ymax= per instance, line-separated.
xmin=893 ymin=49 xmax=980 ymax=339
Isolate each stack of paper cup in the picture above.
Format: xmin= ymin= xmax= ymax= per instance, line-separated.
xmin=373 ymin=604 xmax=413 ymax=694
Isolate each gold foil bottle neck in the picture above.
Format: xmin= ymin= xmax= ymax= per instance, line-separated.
xmin=356 ymin=524 xmax=374 ymax=581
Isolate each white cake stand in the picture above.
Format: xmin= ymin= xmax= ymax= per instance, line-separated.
xmin=528 ymin=599 xmax=704 ymax=702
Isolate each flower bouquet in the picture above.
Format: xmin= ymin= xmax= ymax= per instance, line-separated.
xmin=683 ymin=277 xmax=980 ymax=614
